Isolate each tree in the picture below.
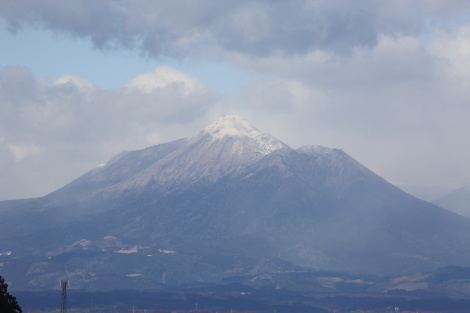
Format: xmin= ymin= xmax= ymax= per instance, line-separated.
xmin=0 ymin=275 xmax=22 ymax=313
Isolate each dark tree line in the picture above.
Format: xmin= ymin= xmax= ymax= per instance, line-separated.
xmin=0 ymin=275 xmax=22 ymax=313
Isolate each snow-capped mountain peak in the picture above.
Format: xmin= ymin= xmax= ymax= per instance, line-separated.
xmin=201 ymin=115 xmax=285 ymax=154
xmin=204 ymin=115 xmax=259 ymax=138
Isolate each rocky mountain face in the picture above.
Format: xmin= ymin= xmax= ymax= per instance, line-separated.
xmin=1 ymin=115 xmax=470 ymax=291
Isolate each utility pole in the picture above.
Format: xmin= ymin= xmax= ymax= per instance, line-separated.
xmin=60 ymin=279 xmax=68 ymax=313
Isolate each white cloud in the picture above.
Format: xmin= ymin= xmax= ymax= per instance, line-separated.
xmin=125 ymin=66 xmax=206 ymax=95
xmin=430 ymin=24 xmax=470 ymax=85
xmin=55 ymin=74 xmax=94 ymax=89
xmin=0 ymin=65 xmax=216 ymax=200
xmin=7 ymin=143 xmax=43 ymax=160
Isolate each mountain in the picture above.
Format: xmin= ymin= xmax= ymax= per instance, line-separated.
xmin=2 ymin=115 xmax=470 ymax=291
xmin=434 ymin=186 xmax=470 ymax=218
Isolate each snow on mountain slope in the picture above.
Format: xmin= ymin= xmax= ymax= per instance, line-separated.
xmin=202 ymin=115 xmax=284 ymax=154
xmin=112 ymin=115 xmax=290 ymax=191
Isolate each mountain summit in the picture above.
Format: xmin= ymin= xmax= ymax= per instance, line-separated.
xmin=109 ymin=115 xmax=288 ymax=191
xmin=2 ymin=116 xmax=470 ymax=290
xmin=201 ymin=115 xmax=285 ymax=154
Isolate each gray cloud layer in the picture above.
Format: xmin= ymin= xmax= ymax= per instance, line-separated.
xmin=2 ymin=1 xmax=469 ymax=57
xmin=1 ymin=1 xmax=470 ymax=200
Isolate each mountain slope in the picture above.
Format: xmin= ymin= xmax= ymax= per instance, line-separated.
xmin=1 ymin=115 xmax=470 ymax=290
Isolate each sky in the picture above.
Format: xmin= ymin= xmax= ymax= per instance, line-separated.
xmin=1 ymin=1 xmax=470 ymax=201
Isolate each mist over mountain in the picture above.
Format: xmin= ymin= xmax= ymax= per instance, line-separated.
xmin=434 ymin=186 xmax=470 ymax=218
xmin=1 ymin=115 xmax=470 ymax=291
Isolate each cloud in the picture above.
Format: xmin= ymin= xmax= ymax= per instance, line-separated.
xmin=430 ymin=24 xmax=470 ymax=85
xmin=0 ymin=65 xmax=215 ymax=199
xmin=7 ymin=143 xmax=43 ymax=160
xmin=125 ymin=66 xmax=206 ymax=95
xmin=218 ymin=26 xmax=470 ymax=191
xmin=55 ymin=74 xmax=95 ymax=89
xmin=3 ymin=0 xmax=470 ymax=58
